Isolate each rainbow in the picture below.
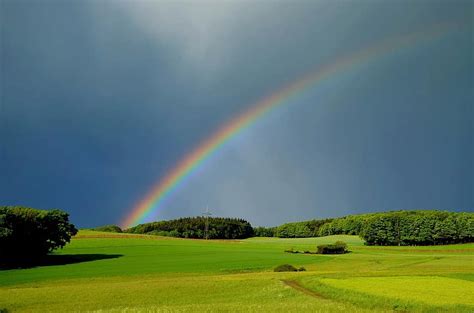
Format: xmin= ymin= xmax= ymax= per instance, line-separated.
xmin=121 ymin=23 xmax=457 ymax=228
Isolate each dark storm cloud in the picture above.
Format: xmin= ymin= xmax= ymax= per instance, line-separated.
xmin=1 ymin=1 xmax=472 ymax=227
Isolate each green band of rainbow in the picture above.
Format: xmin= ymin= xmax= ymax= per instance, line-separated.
xmin=121 ymin=23 xmax=456 ymax=228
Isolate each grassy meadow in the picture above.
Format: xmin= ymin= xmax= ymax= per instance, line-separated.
xmin=0 ymin=231 xmax=473 ymax=312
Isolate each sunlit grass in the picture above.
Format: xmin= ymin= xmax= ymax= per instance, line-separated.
xmin=0 ymin=231 xmax=472 ymax=312
xmin=319 ymin=276 xmax=474 ymax=306
xmin=0 ymin=273 xmax=374 ymax=313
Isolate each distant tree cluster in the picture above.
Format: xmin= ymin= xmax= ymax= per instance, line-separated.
xmin=253 ymin=210 xmax=473 ymax=246
xmin=252 ymin=218 xmax=333 ymax=238
xmin=253 ymin=226 xmax=277 ymax=237
xmin=360 ymin=211 xmax=473 ymax=246
xmin=126 ymin=217 xmax=254 ymax=239
xmin=91 ymin=225 xmax=122 ymax=233
xmin=274 ymin=219 xmax=334 ymax=238
xmin=284 ymin=241 xmax=349 ymax=255
xmin=317 ymin=213 xmax=375 ymax=236
xmin=0 ymin=206 xmax=77 ymax=263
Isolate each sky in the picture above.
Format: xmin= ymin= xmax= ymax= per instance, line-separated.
xmin=1 ymin=0 xmax=472 ymax=228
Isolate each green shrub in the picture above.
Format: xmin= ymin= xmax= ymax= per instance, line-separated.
xmin=92 ymin=225 xmax=122 ymax=233
xmin=274 ymin=264 xmax=298 ymax=272
xmin=297 ymin=267 xmax=306 ymax=271
xmin=317 ymin=241 xmax=348 ymax=254
xmin=0 ymin=206 xmax=77 ymax=263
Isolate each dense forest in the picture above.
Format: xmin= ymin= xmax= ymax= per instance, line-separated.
xmin=115 ymin=210 xmax=474 ymax=245
xmin=126 ymin=217 xmax=254 ymax=239
xmin=255 ymin=210 xmax=473 ymax=246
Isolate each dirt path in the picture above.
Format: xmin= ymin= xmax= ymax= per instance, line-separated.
xmin=282 ymin=279 xmax=327 ymax=299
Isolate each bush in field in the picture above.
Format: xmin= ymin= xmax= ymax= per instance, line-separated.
xmin=0 ymin=206 xmax=77 ymax=262
xmin=92 ymin=225 xmax=122 ymax=233
xmin=317 ymin=241 xmax=348 ymax=254
xmin=274 ymin=264 xmax=298 ymax=272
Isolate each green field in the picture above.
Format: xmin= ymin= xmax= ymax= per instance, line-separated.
xmin=1 ymin=231 xmax=473 ymax=312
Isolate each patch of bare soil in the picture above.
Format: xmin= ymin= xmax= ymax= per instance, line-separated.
xmin=282 ymin=279 xmax=328 ymax=299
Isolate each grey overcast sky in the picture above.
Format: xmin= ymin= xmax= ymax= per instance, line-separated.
xmin=1 ymin=0 xmax=472 ymax=227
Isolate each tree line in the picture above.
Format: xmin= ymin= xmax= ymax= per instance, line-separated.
xmin=360 ymin=211 xmax=473 ymax=246
xmin=3 ymin=206 xmax=471 ymax=266
xmin=253 ymin=210 xmax=473 ymax=246
xmin=125 ymin=210 xmax=473 ymax=245
xmin=125 ymin=216 xmax=254 ymax=239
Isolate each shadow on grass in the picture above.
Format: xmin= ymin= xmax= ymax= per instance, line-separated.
xmin=0 ymin=254 xmax=123 ymax=270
